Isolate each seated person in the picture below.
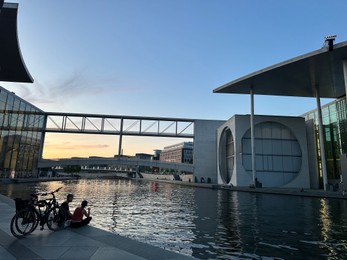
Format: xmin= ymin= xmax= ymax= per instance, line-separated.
xmin=60 ymin=193 xmax=74 ymax=220
xmin=70 ymin=200 xmax=92 ymax=228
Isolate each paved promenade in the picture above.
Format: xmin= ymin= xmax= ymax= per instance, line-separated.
xmin=0 ymin=194 xmax=193 ymax=260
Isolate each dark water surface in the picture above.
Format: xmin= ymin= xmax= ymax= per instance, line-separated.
xmin=1 ymin=179 xmax=347 ymax=259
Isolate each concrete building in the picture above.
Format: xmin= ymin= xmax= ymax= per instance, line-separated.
xmin=214 ymin=37 xmax=347 ymax=190
xmin=193 ymin=120 xmax=225 ymax=183
xmin=217 ymin=115 xmax=310 ymax=188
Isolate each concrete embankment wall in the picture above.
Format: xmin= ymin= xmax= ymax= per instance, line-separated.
xmin=139 ymin=173 xmax=193 ymax=182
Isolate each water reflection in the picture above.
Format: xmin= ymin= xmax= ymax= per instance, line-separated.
xmin=1 ymin=179 xmax=347 ymax=259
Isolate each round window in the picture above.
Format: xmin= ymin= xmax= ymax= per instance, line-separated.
xmin=219 ymin=127 xmax=234 ymax=184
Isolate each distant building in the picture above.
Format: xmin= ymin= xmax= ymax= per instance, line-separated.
xmin=86 ymin=156 xmax=108 ymax=169
xmin=135 ymin=153 xmax=152 ymax=172
xmin=151 ymin=150 xmax=161 ymax=173
xmin=160 ymin=142 xmax=193 ymax=164
xmin=135 ymin=153 xmax=152 ymax=160
xmin=152 ymin=149 xmax=161 ymax=160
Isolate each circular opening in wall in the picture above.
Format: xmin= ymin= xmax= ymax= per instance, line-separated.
xmin=241 ymin=121 xmax=302 ymax=186
xmin=219 ymin=127 xmax=234 ymax=184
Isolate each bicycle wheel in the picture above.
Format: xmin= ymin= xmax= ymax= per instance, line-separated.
xmin=10 ymin=209 xmax=37 ymax=238
xmin=47 ymin=206 xmax=66 ymax=231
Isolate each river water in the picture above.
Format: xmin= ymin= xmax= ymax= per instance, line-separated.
xmin=1 ymin=179 xmax=347 ymax=259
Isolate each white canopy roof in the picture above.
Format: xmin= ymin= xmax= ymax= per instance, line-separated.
xmin=213 ymin=41 xmax=347 ymax=98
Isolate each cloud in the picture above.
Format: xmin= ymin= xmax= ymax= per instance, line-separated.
xmin=12 ymin=69 xmax=112 ymax=106
xmin=12 ymin=69 xmax=146 ymax=110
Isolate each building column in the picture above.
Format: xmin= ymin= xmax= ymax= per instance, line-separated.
xmin=38 ymin=114 xmax=48 ymax=160
xmin=118 ymin=118 xmax=124 ymax=158
xmin=343 ymin=60 xmax=347 ymax=98
xmin=315 ymin=85 xmax=328 ymax=190
xmin=250 ymin=87 xmax=256 ymax=186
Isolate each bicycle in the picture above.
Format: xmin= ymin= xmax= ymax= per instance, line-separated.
xmin=10 ymin=187 xmax=66 ymax=238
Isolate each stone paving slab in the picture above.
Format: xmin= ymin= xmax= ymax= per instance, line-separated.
xmin=90 ymin=247 xmax=147 ymax=260
xmin=0 ymin=193 xmax=194 ymax=260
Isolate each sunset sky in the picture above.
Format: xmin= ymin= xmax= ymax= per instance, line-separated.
xmin=2 ymin=0 xmax=347 ymax=158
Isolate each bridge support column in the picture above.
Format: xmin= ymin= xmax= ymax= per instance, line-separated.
xmin=37 ymin=114 xmax=48 ymax=178
xmin=118 ymin=118 xmax=124 ymax=158
xmin=38 ymin=114 xmax=48 ymax=160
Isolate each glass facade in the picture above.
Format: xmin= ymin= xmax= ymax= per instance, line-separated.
xmin=0 ymin=86 xmax=45 ymax=178
xmin=303 ymin=97 xmax=347 ymax=183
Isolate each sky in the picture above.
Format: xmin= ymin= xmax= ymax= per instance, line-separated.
xmin=2 ymin=0 xmax=347 ymax=158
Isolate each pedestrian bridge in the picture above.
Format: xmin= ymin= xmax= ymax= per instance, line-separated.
xmin=38 ymin=157 xmax=194 ymax=173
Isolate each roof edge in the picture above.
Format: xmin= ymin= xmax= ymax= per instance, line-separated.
xmin=213 ymin=40 xmax=347 ymax=94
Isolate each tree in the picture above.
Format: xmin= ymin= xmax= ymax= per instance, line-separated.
xmin=63 ymin=165 xmax=81 ymax=174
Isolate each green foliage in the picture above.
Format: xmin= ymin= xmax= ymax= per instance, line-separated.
xmin=63 ymin=165 xmax=81 ymax=173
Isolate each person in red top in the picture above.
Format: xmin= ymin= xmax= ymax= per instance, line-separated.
xmin=70 ymin=200 xmax=92 ymax=228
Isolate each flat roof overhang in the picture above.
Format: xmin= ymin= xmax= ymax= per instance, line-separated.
xmin=0 ymin=3 xmax=33 ymax=83
xmin=213 ymin=40 xmax=347 ymax=99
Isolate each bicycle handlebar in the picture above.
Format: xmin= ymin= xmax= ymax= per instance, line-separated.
xmin=48 ymin=187 xmax=63 ymax=196
xmin=30 ymin=187 xmax=63 ymax=199
xmin=53 ymin=187 xmax=63 ymax=193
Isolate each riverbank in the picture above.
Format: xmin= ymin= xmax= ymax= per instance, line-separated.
xmin=1 ymin=174 xmax=346 ymax=200
xmin=0 ymin=173 xmax=124 ymax=184
xmin=1 ymin=176 xmax=80 ymax=184
xmin=134 ymin=178 xmax=347 ymax=200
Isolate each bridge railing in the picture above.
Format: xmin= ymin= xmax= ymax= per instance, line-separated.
xmin=45 ymin=112 xmax=194 ymax=138
xmin=38 ymin=157 xmax=194 ymax=173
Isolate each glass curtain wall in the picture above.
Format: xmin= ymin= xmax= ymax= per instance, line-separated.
xmin=303 ymin=97 xmax=347 ymax=183
xmin=0 ymin=87 xmax=45 ymax=178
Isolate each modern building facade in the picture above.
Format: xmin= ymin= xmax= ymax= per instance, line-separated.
xmin=0 ymin=2 xmax=40 ymax=179
xmin=160 ymin=142 xmax=193 ymax=164
xmin=214 ymin=38 xmax=347 ymax=190
xmin=217 ymin=115 xmax=310 ymax=188
xmin=0 ymin=86 xmax=45 ymax=178
xmin=302 ymin=97 xmax=347 ymax=189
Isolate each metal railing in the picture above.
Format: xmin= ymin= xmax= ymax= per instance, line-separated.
xmin=45 ymin=112 xmax=194 ymax=138
xmin=38 ymin=157 xmax=194 ymax=173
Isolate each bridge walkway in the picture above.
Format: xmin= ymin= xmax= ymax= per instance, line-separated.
xmin=38 ymin=157 xmax=194 ymax=173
